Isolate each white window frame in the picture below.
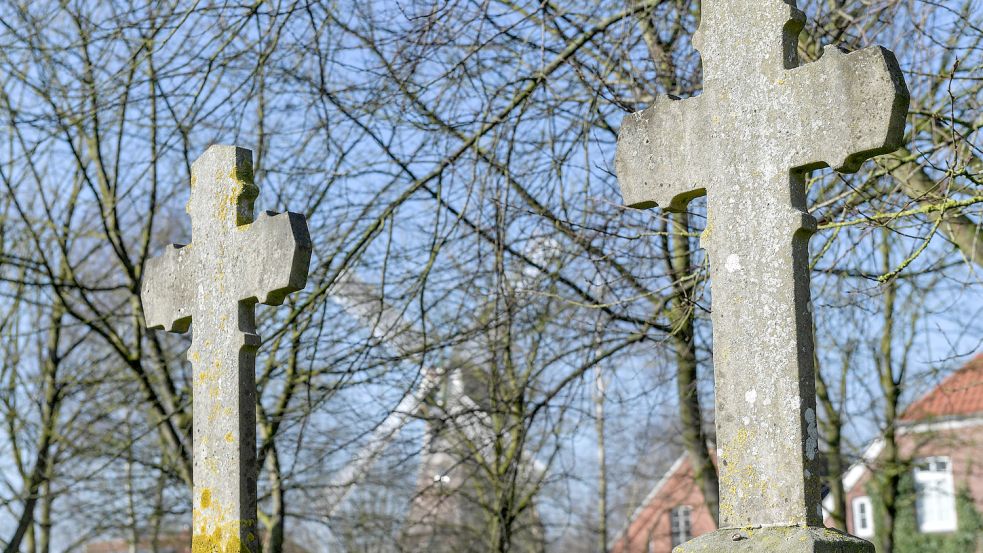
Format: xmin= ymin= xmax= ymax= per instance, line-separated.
xmin=851 ymin=496 xmax=875 ymax=538
xmin=913 ymin=456 xmax=958 ymax=533
xmin=670 ymin=505 xmax=692 ymax=547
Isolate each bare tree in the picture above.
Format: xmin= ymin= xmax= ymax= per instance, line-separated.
xmin=0 ymin=1 xmax=978 ymax=551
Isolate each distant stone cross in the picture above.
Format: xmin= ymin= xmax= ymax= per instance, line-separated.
xmin=616 ymin=0 xmax=907 ymax=548
xmin=141 ymin=146 xmax=312 ymax=552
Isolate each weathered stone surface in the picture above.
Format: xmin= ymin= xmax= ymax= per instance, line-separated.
xmin=674 ymin=526 xmax=873 ymax=553
xmin=141 ymin=145 xmax=312 ymax=552
xmin=615 ymin=0 xmax=907 ymax=541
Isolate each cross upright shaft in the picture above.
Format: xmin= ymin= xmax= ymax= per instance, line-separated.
xmin=616 ymin=0 xmax=907 ymax=533
xmin=142 ymin=146 xmax=312 ymax=552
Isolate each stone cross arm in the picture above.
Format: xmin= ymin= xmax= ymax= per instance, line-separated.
xmin=143 ymin=244 xmax=194 ymax=332
xmin=616 ymin=42 xmax=907 ymax=212
xmin=141 ymin=173 xmax=312 ymax=333
xmin=233 ymin=210 xmax=311 ymax=306
xmin=784 ymin=45 xmax=908 ymax=173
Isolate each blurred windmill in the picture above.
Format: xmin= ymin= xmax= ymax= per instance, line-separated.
xmin=315 ymin=260 xmax=551 ymax=551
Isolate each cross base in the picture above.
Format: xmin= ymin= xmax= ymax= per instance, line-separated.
xmin=673 ymin=526 xmax=874 ymax=553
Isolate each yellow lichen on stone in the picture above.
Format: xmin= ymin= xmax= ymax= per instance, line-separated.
xmin=717 ymin=343 xmax=730 ymax=364
xmin=732 ymin=426 xmax=751 ymax=448
xmin=229 ymin=165 xmax=254 ymax=186
xmin=209 ymin=175 xmax=241 ymax=225
xmin=224 ymin=432 xmax=234 ymax=443
xmin=201 ymin=488 xmax=212 ymax=509
xmin=191 ymin=526 xmax=243 ymax=553
xmin=700 ymin=220 xmax=713 ymax=243
xmin=717 ymin=426 xmax=760 ymax=523
xmin=192 ymin=511 xmax=257 ymax=553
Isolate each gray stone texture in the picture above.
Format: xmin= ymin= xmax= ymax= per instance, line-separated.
xmin=615 ymin=0 xmax=907 ymax=545
xmin=675 ymin=526 xmax=873 ymax=553
xmin=141 ymin=145 xmax=311 ymax=552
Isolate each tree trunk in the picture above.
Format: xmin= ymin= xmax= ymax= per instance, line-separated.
xmin=38 ymin=477 xmax=51 ymax=553
xmin=815 ymin=347 xmax=852 ymax=531
xmin=3 ymin=303 xmax=63 ymax=553
xmin=263 ymin=441 xmax=285 ymax=553
xmin=595 ymin=369 xmax=608 ymax=551
xmin=876 ymin=229 xmax=903 ymax=553
xmin=666 ymin=211 xmax=719 ymax=524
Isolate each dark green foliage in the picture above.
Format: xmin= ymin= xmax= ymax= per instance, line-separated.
xmin=867 ymin=473 xmax=983 ymax=553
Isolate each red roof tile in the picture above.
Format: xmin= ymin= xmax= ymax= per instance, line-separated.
xmin=901 ymin=354 xmax=983 ymax=422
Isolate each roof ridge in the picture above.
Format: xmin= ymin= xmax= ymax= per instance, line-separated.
xmin=900 ymin=353 xmax=983 ymax=422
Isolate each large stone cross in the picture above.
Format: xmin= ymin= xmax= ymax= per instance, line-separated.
xmin=141 ymin=145 xmax=312 ymax=552
xmin=616 ymin=0 xmax=907 ymax=549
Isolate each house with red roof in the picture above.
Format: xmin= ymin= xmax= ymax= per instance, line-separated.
xmin=609 ymin=355 xmax=983 ymax=553
xmin=608 ymin=454 xmax=718 ymax=553
xmin=829 ymin=354 xmax=983 ymax=550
